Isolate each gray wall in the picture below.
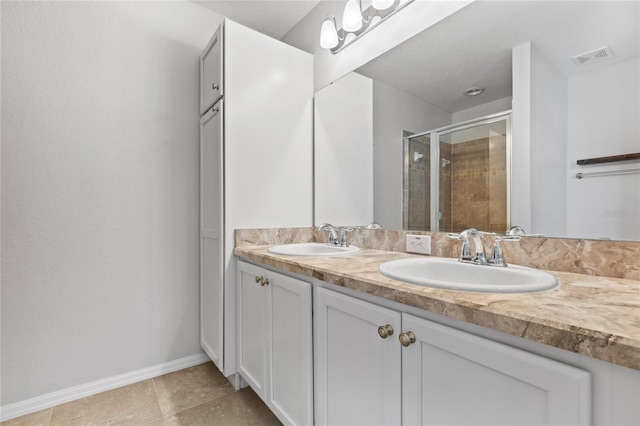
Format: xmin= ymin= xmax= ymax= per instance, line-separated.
xmin=1 ymin=1 xmax=222 ymax=406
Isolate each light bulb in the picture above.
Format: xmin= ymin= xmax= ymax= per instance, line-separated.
xmin=372 ymin=0 xmax=394 ymax=10
xmin=320 ymin=15 xmax=339 ymax=49
xmin=342 ymin=0 xmax=363 ymax=32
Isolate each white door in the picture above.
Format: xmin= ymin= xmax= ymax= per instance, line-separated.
xmin=401 ymin=313 xmax=591 ymax=426
xmin=267 ymin=271 xmax=313 ymax=426
xmin=237 ymin=261 xmax=268 ymax=398
xmin=200 ymin=103 xmax=224 ymax=371
xmin=314 ymin=287 xmax=402 ymax=426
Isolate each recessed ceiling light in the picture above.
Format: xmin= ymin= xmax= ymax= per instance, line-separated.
xmin=464 ymin=87 xmax=485 ymax=96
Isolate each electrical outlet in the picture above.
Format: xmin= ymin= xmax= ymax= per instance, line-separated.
xmin=406 ymin=234 xmax=431 ymax=255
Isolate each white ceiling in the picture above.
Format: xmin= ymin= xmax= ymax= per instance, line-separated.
xmin=356 ymin=0 xmax=640 ymax=113
xmin=190 ymin=0 xmax=322 ymax=40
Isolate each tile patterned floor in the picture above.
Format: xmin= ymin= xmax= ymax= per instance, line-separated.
xmin=2 ymin=362 xmax=282 ymax=426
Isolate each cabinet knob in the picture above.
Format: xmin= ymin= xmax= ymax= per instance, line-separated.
xmin=254 ymin=276 xmax=269 ymax=286
xmin=212 ymin=83 xmax=220 ymax=90
xmin=378 ymin=324 xmax=394 ymax=339
xmin=399 ymin=331 xmax=416 ymax=347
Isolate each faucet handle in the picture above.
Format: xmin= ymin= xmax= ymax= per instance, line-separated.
xmin=489 ymin=235 xmax=521 ymax=267
xmin=497 ymin=235 xmax=522 ymax=242
xmin=446 ymin=233 xmax=473 ymax=261
xmin=339 ymin=227 xmax=354 ymax=247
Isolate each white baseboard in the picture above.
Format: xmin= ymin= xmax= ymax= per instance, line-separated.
xmin=0 ymin=353 xmax=210 ymax=422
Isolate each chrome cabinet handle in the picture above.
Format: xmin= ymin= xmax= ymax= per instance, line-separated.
xmin=378 ymin=324 xmax=394 ymax=339
xmin=399 ymin=331 xmax=416 ymax=347
xmin=212 ymin=83 xmax=220 ymax=90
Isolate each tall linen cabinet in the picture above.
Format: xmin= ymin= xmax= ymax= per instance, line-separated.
xmin=199 ymin=19 xmax=313 ymax=377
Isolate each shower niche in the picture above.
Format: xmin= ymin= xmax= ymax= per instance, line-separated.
xmin=403 ymin=112 xmax=511 ymax=233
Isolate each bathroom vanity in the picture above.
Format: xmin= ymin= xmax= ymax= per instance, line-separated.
xmin=234 ymin=239 xmax=640 ymax=426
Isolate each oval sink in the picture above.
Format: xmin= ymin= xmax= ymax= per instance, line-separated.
xmin=267 ymin=243 xmax=360 ymax=257
xmin=378 ymin=257 xmax=559 ymax=293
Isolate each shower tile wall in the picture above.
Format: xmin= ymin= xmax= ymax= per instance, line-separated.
xmin=449 ymin=134 xmax=507 ymax=233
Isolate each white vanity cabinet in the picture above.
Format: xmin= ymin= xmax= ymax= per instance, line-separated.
xmin=314 ymin=287 xmax=590 ymax=426
xmin=237 ymin=261 xmax=313 ymax=426
xmin=199 ymin=19 xmax=312 ymax=378
xmin=401 ymin=313 xmax=590 ymax=426
xmin=314 ymin=287 xmax=402 ymax=425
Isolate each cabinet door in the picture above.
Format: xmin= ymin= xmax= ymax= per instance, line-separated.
xmin=200 ymin=24 xmax=223 ymax=114
xmin=200 ymin=104 xmax=224 ymax=370
xmin=267 ymin=271 xmax=313 ymax=426
xmin=401 ymin=313 xmax=591 ymax=426
xmin=314 ymin=287 xmax=402 ymax=426
xmin=237 ymin=261 xmax=268 ymax=398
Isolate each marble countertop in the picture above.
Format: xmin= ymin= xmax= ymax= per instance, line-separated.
xmin=234 ymin=245 xmax=640 ymax=371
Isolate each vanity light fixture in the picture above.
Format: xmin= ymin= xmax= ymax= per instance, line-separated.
xmin=463 ymin=87 xmax=485 ymax=96
xmin=320 ymin=0 xmax=414 ymax=53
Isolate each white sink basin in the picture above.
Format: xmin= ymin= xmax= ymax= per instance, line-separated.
xmin=267 ymin=243 xmax=360 ymax=257
xmin=378 ymin=257 xmax=559 ymax=293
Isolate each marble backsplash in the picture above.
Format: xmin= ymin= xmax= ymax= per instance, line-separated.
xmin=235 ymin=227 xmax=639 ymax=280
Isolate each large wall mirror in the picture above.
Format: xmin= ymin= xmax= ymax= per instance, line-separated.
xmin=314 ymin=0 xmax=639 ymax=241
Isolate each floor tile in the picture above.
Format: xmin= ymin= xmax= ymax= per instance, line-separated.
xmin=49 ymin=380 xmax=163 ymax=426
xmin=164 ymin=388 xmax=281 ymax=426
xmin=152 ymin=362 xmax=234 ymax=417
xmin=1 ymin=408 xmax=52 ymax=426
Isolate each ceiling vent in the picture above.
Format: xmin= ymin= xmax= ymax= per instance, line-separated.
xmin=571 ymin=46 xmax=614 ymax=66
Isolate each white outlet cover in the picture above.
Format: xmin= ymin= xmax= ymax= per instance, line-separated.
xmin=406 ymin=234 xmax=431 ymax=255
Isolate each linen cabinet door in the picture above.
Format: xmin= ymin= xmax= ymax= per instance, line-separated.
xmin=200 ymin=24 xmax=223 ymax=114
xmin=200 ymin=104 xmax=224 ymax=370
xmin=267 ymin=271 xmax=313 ymax=426
xmin=314 ymin=287 xmax=402 ymax=426
xmin=237 ymin=261 xmax=268 ymax=398
xmin=401 ymin=313 xmax=591 ymax=426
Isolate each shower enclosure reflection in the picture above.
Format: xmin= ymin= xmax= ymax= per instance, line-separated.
xmin=404 ymin=112 xmax=511 ymax=233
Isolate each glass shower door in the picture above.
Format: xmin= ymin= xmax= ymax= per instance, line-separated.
xmin=403 ymin=112 xmax=511 ymax=233
xmin=403 ymin=133 xmax=431 ymax=231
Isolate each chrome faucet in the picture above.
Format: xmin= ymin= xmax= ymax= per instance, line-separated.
xmin=316 ymin=223 xmax=339 ymax=245
xmin=448 ymin=228 xmax=522 ymax=267
xmin=448 ymin=228 xmax=487 ymax=265
xmin=506 ymin=225 xmax=545 ymax=238
xmin=506 ymin=225 xmax=526 ymax=236
xmin=316 ymin=223 xmax=354 ymax=247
